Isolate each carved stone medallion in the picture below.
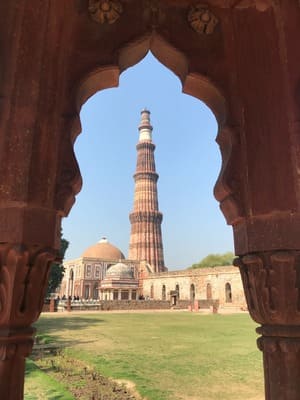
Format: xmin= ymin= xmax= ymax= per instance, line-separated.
xmin=188 ymin=4 xmax=218 ymax=34
xmin=88 ymin=0 xmax=123 ymax=24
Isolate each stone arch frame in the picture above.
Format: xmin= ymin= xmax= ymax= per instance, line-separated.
xmin=175 ymin=283 xmax=180 ymax=299
xmin=62 ymin=33 xmax=240 ymax=228
xmin=162 ymin=284 xmax=166 ymax=300
xmin=225 ymin=282 xmax=232 ymax=303
xmin=206 ymin=282 xmax=212 ymax=300
xmin=150 ymin=284 xmax=154 ymax=299
xmin=190 ymin=283 xmax=195 ymax=302
xmin=1 ymin=3 xmax=300 ymax=398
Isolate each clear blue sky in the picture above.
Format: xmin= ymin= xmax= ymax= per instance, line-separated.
xmin=62 ymin=53 xmax=234 ymax=269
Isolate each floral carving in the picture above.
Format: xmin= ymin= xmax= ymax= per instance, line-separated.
xmin=0 ymin=244 xmax=56 ymax=397
xmin=0 ymin=244 xmax=56 ymax=328
xmin=88 ymin=0 xmax=123 ymax=24
xmin=188 ymin=4 xmax=218 ymax=34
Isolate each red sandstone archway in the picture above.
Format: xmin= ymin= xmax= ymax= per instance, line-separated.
xmin=1 ymin=2 xmax=300 ymax=399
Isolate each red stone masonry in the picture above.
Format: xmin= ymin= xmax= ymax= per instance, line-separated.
xmin=129 ymin=110 xmax=165 ymax=273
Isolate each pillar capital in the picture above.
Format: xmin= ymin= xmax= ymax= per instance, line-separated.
xmin=0 ymin=243 xmax=56 ymax=399
xmin=236 ymin=250 xmax=300 ymax=399
xmin=0 ymin=244 xmax=56 ymax=329
xmin=235 ymin=250 xmax=300 ymax=326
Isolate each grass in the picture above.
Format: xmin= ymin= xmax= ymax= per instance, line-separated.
xmin=25 ymin=312 xmax=264 ymax=400
xmin=25 ymin=359 xmax=74 ymax=400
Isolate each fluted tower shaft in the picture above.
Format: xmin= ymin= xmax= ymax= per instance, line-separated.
xmin=129 ymin=110 xmax=165 ymax=272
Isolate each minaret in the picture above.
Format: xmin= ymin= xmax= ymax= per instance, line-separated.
xmin=129 ymin=109 xmax=165 ymax=273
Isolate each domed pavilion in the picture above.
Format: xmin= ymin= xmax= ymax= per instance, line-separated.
xmin=99 ymin=262 xmax=139 ymax=301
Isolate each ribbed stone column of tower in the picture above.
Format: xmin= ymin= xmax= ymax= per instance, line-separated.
xmin=129 ymin=109 xmax=166 ymax=273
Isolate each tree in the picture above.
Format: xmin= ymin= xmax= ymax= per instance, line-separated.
xmin=189 ymin=252 xmax=235 ymax=269
xmin=46 ymin=232 xmax=69 ymax=297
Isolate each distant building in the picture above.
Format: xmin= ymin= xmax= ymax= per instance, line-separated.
xmin=59 ymin=237 xmax=143 ymax=300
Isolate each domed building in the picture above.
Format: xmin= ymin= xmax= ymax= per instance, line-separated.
xmin=99 ymin=262 xmax=139 ymax=301
xmin=59 ymin=237 xmax=141 ymax=300
xmin=82 ymin=238 xmax=125 ymax=260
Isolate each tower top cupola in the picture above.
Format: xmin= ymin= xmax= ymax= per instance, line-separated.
xmin=138 ymin=108 xmax=153 ymax=142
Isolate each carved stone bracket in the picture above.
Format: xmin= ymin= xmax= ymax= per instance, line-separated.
xmin=0 ymin=244 xmax=56 ymax=398
xmin=88 ymin=0 xmax=123 ymax=24
xmin=214 ymin=126 xmax=244 ymax=225
xmin=235 ymin=251 xmax=300 ymax=325
xmin=0 ymin=244 xmax=57 ymax=329
xmin=55 ymin=115 xmax=83 ymax=217
xmin=188 ymin=4 xmax=219 ymax=34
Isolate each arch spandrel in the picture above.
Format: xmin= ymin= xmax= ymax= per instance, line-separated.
xmin=61 ymin=27 xmax=241 ymax=229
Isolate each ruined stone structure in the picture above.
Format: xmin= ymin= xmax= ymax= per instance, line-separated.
xmin=1 ymin=2 xmax=300 ymax=399
xmin=129 ymin=109 xmax=165 ymax=272
xmin=142 ymin=266 xmax=245 ymax=309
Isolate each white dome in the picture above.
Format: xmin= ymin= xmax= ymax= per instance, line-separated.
xmin=106 ymin=262 xmax=134 ymax=279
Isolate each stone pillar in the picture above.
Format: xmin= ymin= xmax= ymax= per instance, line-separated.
xmin=129 ymin=290 xmax=132 ymax=300
xmin=49 ymin=298 xmax=56 ymax=313
xmin=235 ymin=252 xmax=300 ymax=400
xmin=194 ymin=300 xmax=199 ymax=312
xmin=118 ymin=290 xmax=122 ymax=300
xmin=0 ymin=244 xmax=56 ymax=399
xmin=66 ymin=299 xmax=71 ymax=312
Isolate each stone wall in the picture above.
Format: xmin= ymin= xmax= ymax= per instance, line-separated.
xmin=56 ymin=300 xmax=172 ymax=311
xmin=142 ymin=266 xmax=246 ymax=307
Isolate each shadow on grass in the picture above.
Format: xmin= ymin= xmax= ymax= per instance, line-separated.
xmin=36 ymin=315 xmax=106 ymax=331
xmin=32 ymin=315 xmax=106 ymax=349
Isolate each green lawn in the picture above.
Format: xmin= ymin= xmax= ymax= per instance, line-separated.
xmin=25 ymin=312 xmax=264 ymax=400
